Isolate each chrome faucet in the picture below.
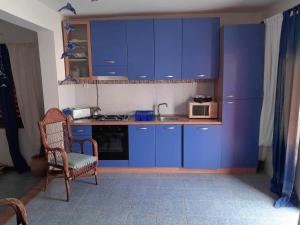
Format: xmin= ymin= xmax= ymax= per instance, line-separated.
xmin=157 ymin=103 xmax=168 ymax=118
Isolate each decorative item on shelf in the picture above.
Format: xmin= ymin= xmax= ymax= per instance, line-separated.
xmin=58 ymin=2 xmax=77 ymax=15
xmin=64 ymin=22 xmax=75 ymax=34
xmin=67 ymin=42 xmax=80 ymax=51
xmin=61 ymin=50 xmax=73 ymax=59
xmin=59 ymin=74 xmax=79 ymax=85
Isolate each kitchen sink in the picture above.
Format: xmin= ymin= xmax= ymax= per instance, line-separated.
xmin=157 ymin=116 xmax=180 ymax=121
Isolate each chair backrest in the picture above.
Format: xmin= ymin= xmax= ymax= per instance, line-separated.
xmin=0 ymin=198 xmax=29 ymax=225
xmin=39 ymin=108 xmax=71 ymax=155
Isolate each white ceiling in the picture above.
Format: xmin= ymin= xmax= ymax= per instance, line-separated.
xmin=37 ymin=0 xmax=280 ymax=16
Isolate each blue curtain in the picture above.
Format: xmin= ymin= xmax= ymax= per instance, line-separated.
xmin=271 ymin=6 xmax=300 ymax=208
xmin=0 ymin=44 xmax=28 ymax=173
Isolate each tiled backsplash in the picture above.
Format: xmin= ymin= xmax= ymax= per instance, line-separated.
xmin=60 ymin=81 xmax=214 ymax=115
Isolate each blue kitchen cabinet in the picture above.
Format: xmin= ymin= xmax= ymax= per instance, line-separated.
xmin=127 ymin=19 xmax=155 ymax=80
xmin=154 ymin=19 xmax=182 ymax=80
xmin=71 ymin=125 xmax=93 ymax=156
xmin=90 ymin=20 xmax=127 ymax=76
xmin=223 ymin=24 xmax=265 ymax=100
xmin=221 ymin=99 xmax=261 ymax=168
xmin=183 ymin=125 xmax=221 ymax=169
xmin=129 ymin=125 xmax=155 ymax=167
xmin=182 ymin=18 xmax=220 ymax=80
xmin=155 ymin=125 xmax=182 ymax=167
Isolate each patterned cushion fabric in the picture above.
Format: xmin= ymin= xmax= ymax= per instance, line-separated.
xmin=48 ymin=152 xmax=97 ymax=169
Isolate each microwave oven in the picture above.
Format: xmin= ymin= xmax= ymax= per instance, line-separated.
xmin=188 ymin=102 xmax=218 ymax=119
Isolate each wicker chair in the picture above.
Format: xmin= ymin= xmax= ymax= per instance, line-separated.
xmin=0 ymin=198 xmax=29 ymax=225
xmin=39 ymin=108 xmax=98 ymax=201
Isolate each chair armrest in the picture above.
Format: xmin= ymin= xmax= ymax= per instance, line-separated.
xmin=0 ymin=198 xmax=29 ymax=225
xmin=46 ymin=147 xmax=70 ymax=175
xmin=70 ymin=137 xmax=98 ymax=159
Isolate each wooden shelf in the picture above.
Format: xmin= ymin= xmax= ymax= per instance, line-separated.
xmin=69 ymin=58 xmax=88 ymax=62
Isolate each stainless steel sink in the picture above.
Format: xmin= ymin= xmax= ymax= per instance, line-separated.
xmin=157 ymin=116 xmax=180 ymax=121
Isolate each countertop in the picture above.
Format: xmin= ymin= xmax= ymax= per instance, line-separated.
xmin=69 ymin=115 xmax=222 ymax=126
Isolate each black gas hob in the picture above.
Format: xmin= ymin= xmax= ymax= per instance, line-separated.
xmin=94 ymin=115 xmax=129 ymax=121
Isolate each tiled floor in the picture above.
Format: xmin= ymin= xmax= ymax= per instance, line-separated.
xmin=0 ymin=169 xmax=40 ymax=213
xmin=5 ymin=173 xmax=300 ymax=225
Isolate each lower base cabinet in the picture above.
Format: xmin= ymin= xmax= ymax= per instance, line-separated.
xmin=183 ymin=125 xmax=221 ymax=169
xmin=129 ymin=125 xmax=156 ymax=167
xmin=156 ymin=125 xmax=182 ymax=167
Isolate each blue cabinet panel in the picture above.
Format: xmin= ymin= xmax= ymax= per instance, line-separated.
xmin=71 ymin=125 xmax=92 ymax=137
xmin=129 ymin=125 xmax=155 ymax=167
xmin=155 ymin=125 xmax=182 ymax=167
xmin=93 ymin=65 xmax=127 ymax=76
xmin=154 ymin=19 xmax=182 ymax=80
xmin=90 ymin=20 xmax=127 ymax=68
xmin=100 ymin=160 xmax=129 ymax=167
xmin=223 ymin=24 xmax=265 ymax=99
xmin=127 ymin=20 xmax=155 ymax=80
xmin=182 ymin=18 xmax=220 ymax=80
xmin=183 ymin=125 xmax=221 ymax=169
xmin=71 ymin=136 xmax=93 ymax=156
xmin=221 ymin=99 xmax=261 ymax=168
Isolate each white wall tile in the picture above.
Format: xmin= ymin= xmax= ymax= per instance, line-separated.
xmin=72 ymin=81 xmax=214 ymax=115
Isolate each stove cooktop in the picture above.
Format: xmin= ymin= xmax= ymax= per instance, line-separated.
xmin=94 ymin=115 xmax=129 ymax=121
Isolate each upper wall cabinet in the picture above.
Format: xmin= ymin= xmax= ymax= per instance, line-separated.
xmin=90 ymin=20 xmax=127 ymax=76
xmin=223 ymin=24 xmax=265 ymax=99
xmin=182 ymin=18 xmax=220 ymax=80
xmin=154 ymin=19 xmax=182 ymax=80
xmin=62 ymin=21 xmax=92 ymax=79
xmin=127 ymin=20 xmax=155 ymax=80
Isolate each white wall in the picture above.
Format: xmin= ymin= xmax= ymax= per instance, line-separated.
xmin=70 ymin=82 xmax=214 ymax=115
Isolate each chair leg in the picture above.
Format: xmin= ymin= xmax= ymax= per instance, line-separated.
xmin=94 ymin=171 xmax=98 ymax=185
xmin=64 ymin=178 xmax=71 ymax=202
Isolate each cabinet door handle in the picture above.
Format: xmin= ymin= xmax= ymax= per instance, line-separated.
xmin=138 ymin=75 xmax=148 ymax=79
xmin=104 ymin=60 xmax=115 ymax=64
xmin=198 ymin=127 xmax=208 ymax=131
xmin=227 ymin=95 xmax=234 ymax=98
xmin=196 ymin=74 xmax=205 ymax=78
xmin=165 ymin=126 xmax=175 ymax=130
xmin=138 ymin=127 xmax=148 ymax=130
xmin=227 ymin=101 xmax=235 ymax=104
xmin=164 ymin=75 xmax=174 ymax=78
xmin=76 ymin=129 xmax=84 ymax=133
xmin=107 ymin=72 xmax=116 ymax=75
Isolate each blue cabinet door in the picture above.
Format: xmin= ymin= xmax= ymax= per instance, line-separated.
xmin=90 ymin=20 xmax=127 ymax=71
xmin=71 ymin=125 xmax=93 ymax=156
xmin=182 ymin=18 xmax=220 ymax=80
xmin=127 ymin=19 xmax=155 ymax=80
xmin=183 ymin=125 xmax=221 ymax=169
xmin=155 ymin=125 xmax=182 ymax=167
xmin=154 ymin=19 xmax=182 ymax=80
xmin=221 ymin=99 xmax=261 ymax=168
xmin=129 ymin=125 xmax=155 ymax=167
xmin=223 ymin=24 xmax=265 ymax=100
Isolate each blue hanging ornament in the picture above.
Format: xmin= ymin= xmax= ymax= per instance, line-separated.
xmin=67 ymin=42 xmax=80 ymax=51
xmin=64 ymin=23 xmax=75 ymax=34
xmin=61 ymin=50 xmax=73 ymax=59
xmin=58 ymin=2 xmax=77 ymax=15
xmin=59 ymin=74 xmax=79 ymax=85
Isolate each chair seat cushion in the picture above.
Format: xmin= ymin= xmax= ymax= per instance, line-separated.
xmin=49 ymin=153 xmax=97 ymax=169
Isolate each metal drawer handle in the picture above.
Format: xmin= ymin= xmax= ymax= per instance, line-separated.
xmin=196 ymin=74 xmax=205 ymax=78
xmin=104 ymin=60 xmax=115 ymax=64
xmin=166 ymin=127 xmax=175 ymax=130
xmin=199 ymin=127 xmax=209 ymax=131
xmin=164 ymin=75 xmax=174 ymax=78
xmin=107 ymin=72 xmax=116 ymax=75
xmin=76 ymin=129 xmax=84 ymax=133
xmin=227 ymin=101 xmax=235 ymax=104
xmin=138 ymin=75 xmax=148 ymax=79
xmin=138 ymin=127 xmax=148 ymax=130
xmin=227 ymin=95 xmax=234 ymax=98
